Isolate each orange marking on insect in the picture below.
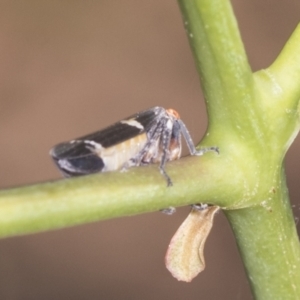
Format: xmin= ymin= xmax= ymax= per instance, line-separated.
xmin=166 ymin=108 xmax=180 ymax=119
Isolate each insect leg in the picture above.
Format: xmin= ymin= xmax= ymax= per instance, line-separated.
xmin=158 ymin=121 xmax=177 ymax=213
xmin=191 ymin=203 xmax=209 ymax=210
xmin=160 ymin=207 xmax=176 ymax=215
xmin=127 ymin=118 xmax=164 ymax=167
xmin=177 ymin=119 xmax=219 ymax=155
xmin=159 ymin=121 xmax=173 ymax=186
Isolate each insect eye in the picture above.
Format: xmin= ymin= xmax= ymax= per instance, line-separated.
xmin=166 ymin=108 xmax=180 ymax=120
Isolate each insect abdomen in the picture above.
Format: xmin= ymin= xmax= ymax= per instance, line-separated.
xmin=100 ymin=133 xmax=148 ymax=171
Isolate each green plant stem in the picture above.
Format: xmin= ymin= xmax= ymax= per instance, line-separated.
xmin=268 ymin=23 xmax=300 ymax=104
xmin=0 ymin=154 xmax=237 ymax=238
xmin=225 ymin=168 xmax=300 ymax=299
xmin=0 ymin=1 xmax=300 ymax=299
xmin=178 ymin=0 xmax=300 ymax=299
xmin=178 ymin=0 xmax=254 ymax=131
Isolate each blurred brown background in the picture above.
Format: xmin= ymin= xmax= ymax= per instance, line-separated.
xmin=0 ymin=1 xmax=299 ymax=299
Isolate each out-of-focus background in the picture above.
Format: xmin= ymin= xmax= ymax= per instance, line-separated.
xmin=0 ymin=1 xmax=299 ymax=299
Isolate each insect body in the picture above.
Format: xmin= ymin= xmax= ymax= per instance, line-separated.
xmin=50 ymin=106 xmax=217 ymax=186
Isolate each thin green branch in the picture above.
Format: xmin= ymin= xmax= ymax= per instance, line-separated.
xmin=268 ymin=23 xmax=300 ymax=103
xmin=253 ymin=24 xmax=300 ymax=154
xmin=0 ymin=154 xmax=233 ymax=238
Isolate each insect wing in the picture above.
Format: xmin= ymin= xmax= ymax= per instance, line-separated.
xmin=50 ymin=107 xmax=165 ymax=176
xmin=50 ymin=140 xmax=105 ymax=176
xmin=131 ymin=107 xmax=165 ymax=133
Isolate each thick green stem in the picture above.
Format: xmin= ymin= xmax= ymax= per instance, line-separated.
xmin=178 ymin=0 xmax=300 ymax=299
xmin=225 ymin=168 xmax=300 ymax=299
xmin=178 ymin=0 xmax=254 ymax=132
